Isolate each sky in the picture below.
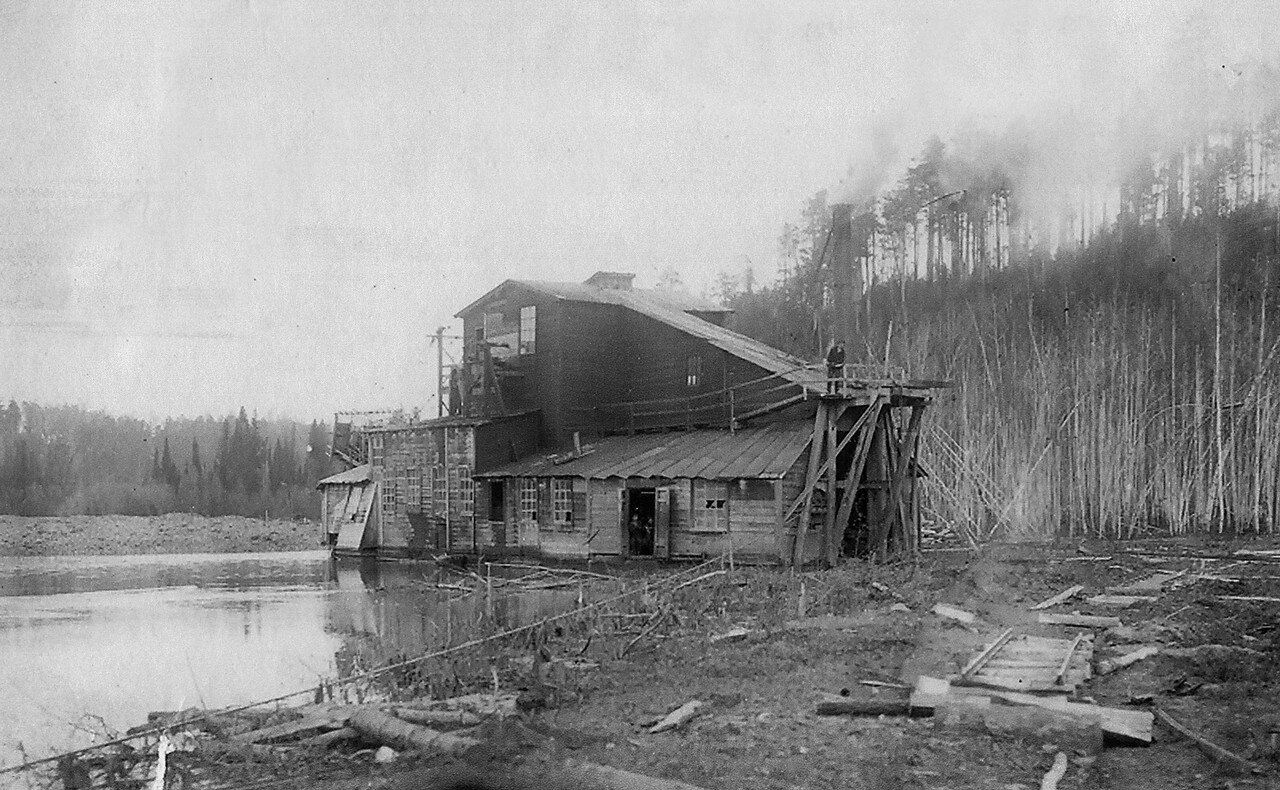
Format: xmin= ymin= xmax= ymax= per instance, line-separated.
xmin=0 ymin=0 xmax=1274 ymax=420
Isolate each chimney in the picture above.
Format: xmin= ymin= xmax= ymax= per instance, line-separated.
xmin=584 ymin=271 xmax=635 ymax=291
xmin=829 ymin=204 xmax=862 ymax=353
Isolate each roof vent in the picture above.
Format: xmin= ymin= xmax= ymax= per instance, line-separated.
xmin=584 ymin=271 xmax=635 ymax=290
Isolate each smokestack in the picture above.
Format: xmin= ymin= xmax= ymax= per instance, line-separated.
xmin=829 ymin=204 xmax=861 ymax=354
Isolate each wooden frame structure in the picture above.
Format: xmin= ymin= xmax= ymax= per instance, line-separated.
xmin=785 ymin=384 xmax=931 ymax=567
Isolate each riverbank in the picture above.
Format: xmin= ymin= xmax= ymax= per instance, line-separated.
xmin=19 ymin=539 xmax=1280 ymax=789
xmin=0 ymin=513 xmax=322 ymax=556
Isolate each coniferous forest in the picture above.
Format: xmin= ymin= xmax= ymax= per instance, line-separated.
xmin=720 ymin=61 xmax=1280 ymax=542
xmin=0 ymin=403 xmax=328 ymax=518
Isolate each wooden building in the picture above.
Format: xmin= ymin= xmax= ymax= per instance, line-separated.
xmin=318 ymin=464 xmax=376 ymax=553
xmin=332 ymin=262 xmax=942 ymax=565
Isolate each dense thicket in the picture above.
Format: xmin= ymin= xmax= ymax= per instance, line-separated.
xmin=723 ymin=102 xmax=1280 ymax=541
xmin=0 ymin=403 xmax=329 ymax=518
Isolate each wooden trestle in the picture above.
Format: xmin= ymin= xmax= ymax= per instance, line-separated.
xmin=788 ymin=390 xmax=930 ymax=567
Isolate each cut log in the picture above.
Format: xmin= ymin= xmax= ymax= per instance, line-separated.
xmin=1037 ymin=613 xmax=1121 ymax=629
xmin=932 ymin=603 xmax=976 ymax=624
xmin=924 ymin=676 xmax=1153 ymax=744
xmin=1030 ymin=585 xmax=1084 ymax=611
xmin=650 ymin=701 xmax=704 ymax=734
xmin=352 ymin=712 xmax=713 ymax=790
xmin=295 ymin=727 xmax=360 ymax=748
xmin=1040 ymin=752 xmax=1068 ymax=790
xmin=349 ymin=709 xmax=479 ymax=756
xmin=816 ymin=695 xmax=910 ymax=716
xmin=1154 ymin=708 xmax=1259 ymax=774
xmin=936 ymin=701 xmax=1103 ymax=755
xmin=390 ymin=708 xmax=484 ymax=728
xmin=709 ymin=627 xmax=751 ymax=644
xmin=232 ymin=706 xmax=355 ymax=744
xmin=1097 ymin=646 xmax=1159 ymax=675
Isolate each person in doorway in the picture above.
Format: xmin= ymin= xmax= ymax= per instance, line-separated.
xmin=825 ymin=341 xmax=846 ymax=393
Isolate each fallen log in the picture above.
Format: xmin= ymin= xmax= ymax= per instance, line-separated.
xmin=1040 ymin=752 xmax=1068 ymax=790
xmin=1087 ymin=595 xmax=1156 ymax=608
xmin=935 ymin=700 xmax=1103 ymax=755
xmin=1030 ymin=585 xmax=1084 ymax=611
xmin=1097 ymin=646 xmax=1159 ymax=675
xmin=390 ymin=708 xmax=484 ymax=728
xmin=295 ymin=727 xmax=360 ymax=749
xmin=1218 ymin=595 xmax=1280 ymax=604
xmin=815 ymin=695 xmax=910 ymax=717
xmin=232 ymin=706 xmax=355 ymax=744
xmin=1154 ymin=708 xmax=1259 ymax=774
xmin=1037 ymin=613 xmax=1121 ymax=629
xmin=650 ymin=701 xmax=704 ymax=734
xmin=351 ymin=711 xmax=710 ymax=790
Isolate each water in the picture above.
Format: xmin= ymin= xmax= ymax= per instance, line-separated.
xmin=0 ymin=551 xmax=579 ymax=770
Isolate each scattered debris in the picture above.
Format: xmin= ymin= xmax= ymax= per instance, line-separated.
xmin=1097 ymin=646 xmax=1159 ymax=676
xmin=935 ymin=701 xmax=1103 ymax=755
xmin=955 ymin=633 xmax=1093 ymax=693
xmin=1030 ymin=585 xmax=1084 ymax=611
xmin=709 ymin=627 xmax=752 ymax=644
xmin=1039 ymin=752 xmax=1069 ymax=790
xmin=650 ymin=700 xmax=704 ymax=734
xmin=1154 ymin=708 xmax=1260 ymax=774
xmin=1087 ymin=594 xmax=1156 ymax=608
xmin=933 ymin=603 xmax=977 ymax=624
xmin=1037 ymin=613 xmax=1122 ymax=629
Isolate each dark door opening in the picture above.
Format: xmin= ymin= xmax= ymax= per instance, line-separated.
xmin=627 ymin=488 xmax=656 ymax=556
xmin=488 ymin=480 xmax=505 ymax=521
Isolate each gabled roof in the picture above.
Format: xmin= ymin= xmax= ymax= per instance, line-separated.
xmin=455 ymin=279 xmax=729 ymax=318
xmin=317 ymin=463 xmax=372 ymax=487
xmin=476 ymin=423 xmax=811 ymax=480
xmin=614 ymin=291 xmax=826 ymax=393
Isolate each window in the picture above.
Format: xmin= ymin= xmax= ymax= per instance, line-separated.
xmin=686 ymin=355 xmax=703 ymax=387
xmin=458 ymin=465 xmax=474 ymax=517
xmin=519 ymin=306 xmax=537 ymax=354
xmin=693 ymin=480 xmax=729 ymax=532
xmin=432 ymin=464 xmax=446 ymax=515
xmin=367 ymin=434 xmax=384 ymax=467
xmin=406 ymin=467 xmax=420 ymax=512
xmin=395 ymin=468 xmax=407 ymax=506
xmin=422 ymin=465 xmax=434 ymax=511
xmin=381 ymin=478 xmax=397 ymax=523
xmin=552 ymin=479 xmax=573 ymax=530
xmin=519 ymin=478 xmax=539 ymax=525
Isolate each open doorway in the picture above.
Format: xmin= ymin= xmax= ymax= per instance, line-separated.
xmin=626 ymin=488 xmax=656 ymax=556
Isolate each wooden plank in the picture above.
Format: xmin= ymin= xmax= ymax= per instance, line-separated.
xmin=1154 ymin=708 xmax=1259 ymax=773
xmin=1097 ymin=646 xmax=1159 ymax=675
xmin=1030 ymin=585 xmax=1085 ymax=611
xmin=933 ymin=603 xmax=976 ymax=624
xmin=1055 ymin=634 xmax=1086 ymax=686
xmin=822 ymin=406 xmax=840 ymax=566
xmin=959 ymin=628 xmax=1015 ymax=680
xmin=1087 ymin=594 xmax=1156 ymax=608
xmin=1037 ymin=613 xmax=1121 ymax=628
xmin=939 ymin=681 xmax=1153 ymax=744
xmin=880 ymin=404 xmax=923 ymax=556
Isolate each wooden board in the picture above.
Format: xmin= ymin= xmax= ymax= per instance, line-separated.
xmin=955 ymin=634 xmax=1093 ymax=694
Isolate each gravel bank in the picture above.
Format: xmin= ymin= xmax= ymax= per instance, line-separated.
xmin=0 ymin=513 xmax=323 ymax=556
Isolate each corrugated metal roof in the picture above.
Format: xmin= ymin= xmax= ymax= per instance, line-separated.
xmin=476 ymin=423 xmax=812 ymax=480
xmin=317 ymin=464 xmax=372 ymax=487
xmin=455 ymin=279 xmax=729 ymax=318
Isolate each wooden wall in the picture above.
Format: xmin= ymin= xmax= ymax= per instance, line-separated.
xmin=372 ymin=425 xmax=478 ymax=556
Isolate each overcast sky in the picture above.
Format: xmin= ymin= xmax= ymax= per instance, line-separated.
xmin=0 ymin=0 xmax=1272 ymax=420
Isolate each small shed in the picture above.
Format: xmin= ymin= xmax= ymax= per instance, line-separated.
xmin=317 ymin=464 xmax=377 ymax=554
xmin=474 ymin=423 xmax=813 ymax=562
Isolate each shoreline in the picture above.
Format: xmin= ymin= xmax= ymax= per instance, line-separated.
xmin=0 ymin=513 xmax=323 ymax=557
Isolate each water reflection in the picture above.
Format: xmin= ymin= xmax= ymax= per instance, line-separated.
xmin=0 ymin=552 xmax=579 ymax=770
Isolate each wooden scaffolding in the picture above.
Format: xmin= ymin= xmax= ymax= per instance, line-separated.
xmin=786 ymin=387 xmax=931 ymax=567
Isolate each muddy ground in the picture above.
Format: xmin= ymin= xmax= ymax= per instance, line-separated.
xmin=0 ymin=513 xmax=322 ymax=556
xmin=42 ymin=538 xmax=1280 ymax=790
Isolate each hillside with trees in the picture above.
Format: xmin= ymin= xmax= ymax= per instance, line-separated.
xmin=722 ymin=59 xmax=1280 ymax=542
xmin=0 ymin=402 xmax=328 ymax=518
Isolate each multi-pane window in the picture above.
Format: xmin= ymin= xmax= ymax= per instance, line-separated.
xmin=395 ymin=467 xmax=407 ymax=506
xmin=686 ymin=355 xmax=703 ymax=387
xmin=519 ymin=306 xmax=537 ymax=354
xmin=519 ymin=478 xmax=539 ymax=525
xmin=422 ymin=465 xmax=434 ymax=511
xmin=367 ymin=434 xmax=384 ymax=467
xmin=552 ymin=479 xmax=573 ymax=530
xmin=381 ymin=478 xmax=397 ymax=522
xmin=462 ymin=471 xmax=474 ymax=517
xmin=693 ymin=480 xmax=729 ymax=532
xmin=432 ymin=464 xmax=446 ymax=515
xmin=405 ymin=467 xmax=419 ymax=512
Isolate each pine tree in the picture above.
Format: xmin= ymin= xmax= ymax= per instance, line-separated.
xmin=161 ymin=437 xmax=180 ymax=491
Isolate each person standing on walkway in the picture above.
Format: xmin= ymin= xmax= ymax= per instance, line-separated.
xmin=825 ymin=341 xmax=845 ymax=394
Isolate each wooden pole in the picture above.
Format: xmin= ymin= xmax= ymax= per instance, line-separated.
xmin=823 ymin=410 xmax=839 ymax=567
xmin=792 ymin=402 xmax=829 ymax=568
xmin=832 ymin=398 xmax=884 ymax=555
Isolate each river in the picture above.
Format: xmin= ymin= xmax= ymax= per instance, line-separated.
xmin=0 ymin=551 xmax=578 ymax=770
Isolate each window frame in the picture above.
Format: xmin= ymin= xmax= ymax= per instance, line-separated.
xmin=685 ymin=355 xmax=703 ymax=388
xmin=551 ymin=479 xmax=573 ymax=531
xmin=519 ymin=478 xmax=539 ymax=525
xmin=519 ymin=305 xmax=537 ymax=355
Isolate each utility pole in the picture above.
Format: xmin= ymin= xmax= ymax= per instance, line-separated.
xmin=435 ymin=326 xmax=446 ymax=417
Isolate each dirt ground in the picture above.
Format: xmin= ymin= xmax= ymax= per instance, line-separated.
xmin=0 ymin=513 xmax=322 ymax=556
xmin=40 ymin=537 xmax=1280 ymax=790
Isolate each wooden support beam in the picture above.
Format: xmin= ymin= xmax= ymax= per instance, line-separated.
xmin=873 ymin=405 xmax=923 ymax=560
xmin=832 ymin=397 xmax=884 ymax=557
xmin=791 ymin=402 xmax=829 ymax=568
xmin=868 ymin=411 xmax=893 ymax=561
xmin=783 ymin=402 xmax=876 ymax=527
xmin=823 ymin=409 xmax=839 ymax=567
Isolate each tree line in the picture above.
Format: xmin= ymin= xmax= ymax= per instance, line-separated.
xmin=0 ymin=402 xmax=331 ymax=518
